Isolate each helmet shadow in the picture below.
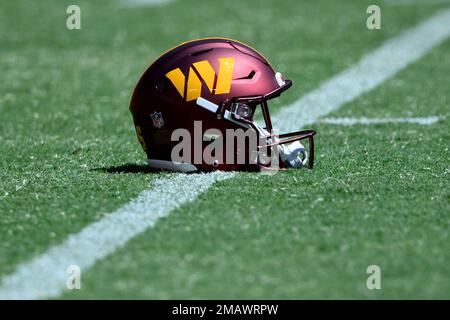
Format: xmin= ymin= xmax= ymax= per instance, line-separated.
xmin=91 ymin=163 xmax=163 ymax=174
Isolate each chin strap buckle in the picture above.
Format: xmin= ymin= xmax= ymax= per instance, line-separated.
xmin=279 ymin=141 xmax=308 ymax=168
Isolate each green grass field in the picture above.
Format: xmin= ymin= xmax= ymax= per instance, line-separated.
xmin=0 ymin=0 xmax=449 ymax=299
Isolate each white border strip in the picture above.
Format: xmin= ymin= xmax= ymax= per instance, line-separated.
xmin=320 ymin=116 xmax=440 ymax=125
xmin=1 ymin=8 xmax=449 ymax=300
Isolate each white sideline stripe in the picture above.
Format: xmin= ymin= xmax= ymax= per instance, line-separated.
xmin=1 ymin=9 xmax=450 ymax=300
xmin=119 ymin=0 xmax=174 ymax=7
xmin=272 ymin=8 xmax=450 ymax=132
xmin=0 ymin=172 xmax=235 ymax=300
xmin=320 ymin=116 xmax=440 ymax=125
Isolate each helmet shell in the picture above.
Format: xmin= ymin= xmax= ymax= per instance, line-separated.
xmin=130 ymin=38 xmax=282 ymax=171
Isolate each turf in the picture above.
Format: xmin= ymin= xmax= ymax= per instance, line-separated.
xmin=61 ymin=39 xmax=450 ymax=299
xmin=0 ymin=0 xmax=449 ymax=298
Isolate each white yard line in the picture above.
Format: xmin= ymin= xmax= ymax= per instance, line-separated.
xmin=119 ymin=0 xmax=175 ymax=7
xmin=272 ymin=8 xmax=450 ymax=132
xmin=319 ymin=116 xmax=440 ymax=125
xmin=1 ymin=8 xmax=449 ymax=300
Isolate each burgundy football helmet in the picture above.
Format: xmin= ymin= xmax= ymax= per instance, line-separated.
xmin=130 ymin=38 xmax=315 ymax=172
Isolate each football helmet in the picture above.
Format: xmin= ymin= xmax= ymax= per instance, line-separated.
xmin=130 ymin=38 xmax=315 ymax=172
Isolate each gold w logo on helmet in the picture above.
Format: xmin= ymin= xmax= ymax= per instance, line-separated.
xmin=165 ymin=57 xmax=235 ymax=102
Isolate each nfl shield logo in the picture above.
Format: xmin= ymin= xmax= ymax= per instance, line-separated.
xmin=150 ymin=111 xmax=164 ymax=128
